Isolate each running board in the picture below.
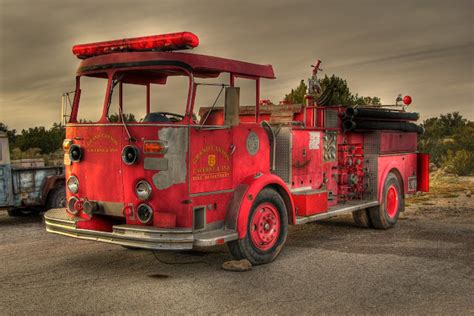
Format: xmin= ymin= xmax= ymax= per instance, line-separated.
xmin=295 ymin=200 xmax=379 ymax=225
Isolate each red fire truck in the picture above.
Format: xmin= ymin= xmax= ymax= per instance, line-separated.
xmin=45 ymin=32 xmax=429 ymax=264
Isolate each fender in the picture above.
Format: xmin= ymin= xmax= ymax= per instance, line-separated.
xmin=377 ymin=158 xmax=404 ymax=203
xmin=41 ymin=174 xmax=65 ymax=204
xmin=225 ymin=173 xmax=295 ymax=238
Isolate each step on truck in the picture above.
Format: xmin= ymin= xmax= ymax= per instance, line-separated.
xmin=44 ymin=32 xmax=429 ymax=264
xmin=0 ymin=133 xmax=65 ymax=216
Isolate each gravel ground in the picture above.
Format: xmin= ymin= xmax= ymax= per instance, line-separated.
xmin=1 ymin=192 xmax=473 ymax=315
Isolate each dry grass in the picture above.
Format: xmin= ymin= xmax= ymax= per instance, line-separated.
xmin=406 ymin=170 xmax=474 ymax=205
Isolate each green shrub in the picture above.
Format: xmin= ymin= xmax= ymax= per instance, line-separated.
xmin=442 ymin=149 xmax=474 ymax=176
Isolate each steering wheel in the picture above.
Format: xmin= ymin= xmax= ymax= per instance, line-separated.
xmin=143 ymin=112 xmax=184 ymax=123
xmin=155 ymin=112 xmax=184 ymax=122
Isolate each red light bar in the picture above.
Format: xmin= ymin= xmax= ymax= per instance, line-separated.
xmin=72 ymin=32 xmax=199 ymax=59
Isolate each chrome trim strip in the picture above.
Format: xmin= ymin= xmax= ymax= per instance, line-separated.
xmin=290 ymin=186 xmax=313 ymax=193
xmin=44 ymin=208 xmax=238 ymax=249
xmin=295 ymin=200 xmax=379 ymax=225
xmin=194 ymin=229 xmax=238 ymax=247
xmin=189 ymin=188 xmax=234 ymax=197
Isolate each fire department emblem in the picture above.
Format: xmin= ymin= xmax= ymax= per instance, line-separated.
xmin=208 ymin=154 xmax=216 ymax=167
xmin=246 ymin=131 xmax=259 ymax=156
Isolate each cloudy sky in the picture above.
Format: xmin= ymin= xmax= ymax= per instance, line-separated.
xmin=0 ymin=0 xmax=472 ymax=130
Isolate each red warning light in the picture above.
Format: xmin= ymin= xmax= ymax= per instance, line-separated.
xmin=403 ymin=95 xmax=412 ymax=105
xmin=72 ymin=32 xmax=199 ymax=59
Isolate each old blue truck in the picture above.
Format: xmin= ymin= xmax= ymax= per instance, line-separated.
xmin=0 ymin=132 xmax=65 ymax=216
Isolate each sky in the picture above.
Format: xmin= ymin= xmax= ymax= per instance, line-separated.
xmin=0 ymin=0 xmax=472 ymax=131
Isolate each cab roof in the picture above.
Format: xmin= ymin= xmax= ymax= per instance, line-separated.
xmin=77 ymin=51 xmax=276 ymax=80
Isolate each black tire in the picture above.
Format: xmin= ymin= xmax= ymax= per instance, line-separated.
xmin=352 ymin=209 xmax=373 ymax=228
xmin=7 ymin=208 xmax=37 ymax=216
xmin=46 ymin=185 xmax=66 ymax=210
xmin=368 ymin=172 xmax=404 ymax=229
xmin=228 ymin=188 xmax=288 ymax=265
xmin=7 ymin=208 xmax=23 ymax=217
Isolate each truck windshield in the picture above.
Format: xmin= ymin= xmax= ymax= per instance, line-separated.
xmin=74 ymin=70 xmax=190 ymax=124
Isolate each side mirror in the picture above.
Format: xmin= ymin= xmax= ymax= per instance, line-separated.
xmin=224 ymin=87 xmax=240 ymax=126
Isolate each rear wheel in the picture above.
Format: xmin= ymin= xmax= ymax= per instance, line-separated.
xmin=368 ymin=172 xmax=403 ymax=229
xmin=352 ymin=209 xmax=372 ymax=228
xmin=228 ymin=188 xmax=288 ymax=265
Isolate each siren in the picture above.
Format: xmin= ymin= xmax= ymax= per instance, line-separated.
xmin=72 ymin=32 xmax=199 ymax=59
xmin=403 ymin=95 xmax=412 ymax=106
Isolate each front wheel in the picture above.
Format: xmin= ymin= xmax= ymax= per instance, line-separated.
xmin=368 ymin=172 xmax=404 ymax=229
xmin=228 ymin=188 xmax=288 ymax=265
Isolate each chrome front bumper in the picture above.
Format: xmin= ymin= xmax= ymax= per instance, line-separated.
xmin=44 ymin=208 xmax=238 ymax=250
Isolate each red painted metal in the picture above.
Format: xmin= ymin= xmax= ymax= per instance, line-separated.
xmin=77 ymin=216 xmax=114 ymax=232
xmin=292 ymin=191 xmax=328 ymax=216
xmin=291 ymin=130 xmax=323 ymax=189
xmin=385 ymin=185 xmax=399 ymax=218
xmin=377 ymin=153 xmax=418 ymax=201
xmin=154 ymin=212 xmax=177 ymax=228
xmin=379 ymin=132 xmax=417 ymax=154
xmin=250 ymin=202 xmax=280 ymax=250
xmin=72 ymin=32 xmax=199 ymax=59
xmin=417 ymin=153 xmax=430 ymax=192
xmin=77 ymin=51 xmax=275 ymax=79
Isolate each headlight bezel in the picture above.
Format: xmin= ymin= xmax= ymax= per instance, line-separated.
xmin=69 ymin=144 xmax=82 ymax=162
xmin=135 ymin=180 xmax=152 ymax=201
xmin=136 ymin=203 xmax=153 ymax=224
xmin=67 ymin=196 xmax=79 ymax=215
xmin=67 ymin=175 xmax=80 ymax=194
xmin=122 ymin=145 xmax=139 ymax=165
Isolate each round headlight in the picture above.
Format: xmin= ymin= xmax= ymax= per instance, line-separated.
xmin=69 ymin=144 xmax=82 ymax=162
xmin=137 ymin=203 xmax=153 ymax=224
xmin=67 ymin=175 xmax=79 ymax=194
xmin=135 ymin=180 xmax=152 ymax=201
xmin=122 ymin=145 xmax=139 ymax=165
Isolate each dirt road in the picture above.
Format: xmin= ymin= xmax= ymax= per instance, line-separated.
xmin=1 ymin=179 xmax=473 ymax=314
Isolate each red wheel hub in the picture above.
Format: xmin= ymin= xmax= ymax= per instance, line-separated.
xmin=250 ymin=202 xmax=280 ymax=251
xmin=385 ymin=185 xmax=399 ymax=218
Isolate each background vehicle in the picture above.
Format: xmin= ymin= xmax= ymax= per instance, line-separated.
xmin=0 ymin=133 xmax=65 ymax=216
xmin=45 ymin=32 xmax=429 ymax=264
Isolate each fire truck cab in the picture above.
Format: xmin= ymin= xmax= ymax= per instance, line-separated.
xmin=45 ymin=32 xmax=429 ymax=264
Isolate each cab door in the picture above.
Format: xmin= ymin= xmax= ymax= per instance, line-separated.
xmin=189 ymin=128 xmax=233 ymax=194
